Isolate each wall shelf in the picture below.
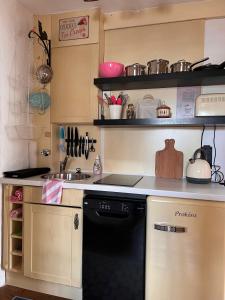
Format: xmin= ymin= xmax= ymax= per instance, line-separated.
xmin=93 ymin=116 xmax=225 ymax=127
xmin=94 ymin=69 xmax=225 ymax=91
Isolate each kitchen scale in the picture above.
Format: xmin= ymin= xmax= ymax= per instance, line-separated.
xmin=93 ymin=174 xmax=143 ymax=187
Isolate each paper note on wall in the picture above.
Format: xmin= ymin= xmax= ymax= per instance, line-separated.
xmin=176 ymin=86 xmax=201 ymax=118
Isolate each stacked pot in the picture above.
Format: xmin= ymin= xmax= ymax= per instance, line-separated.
xmin=125 ymin=58 xmax=209 ymax=76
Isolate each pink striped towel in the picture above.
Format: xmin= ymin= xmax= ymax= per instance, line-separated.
xmin=10 ymin=207 xmax=23 ymax=218
xmin=42 ymin=179 xmax=64 ymax=204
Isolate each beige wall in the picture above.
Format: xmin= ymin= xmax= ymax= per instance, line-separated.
xmin=103 ymin=20 xmax=205 ymax=175
xmin=104 ymin=0 xmax=225 ymax=30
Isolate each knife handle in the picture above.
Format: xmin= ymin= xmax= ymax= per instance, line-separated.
xmin=79 ymin=138 xmax=82 ymax=157
xmin=67 ymin=127 xmax=70 ymax=156
xmin=70 ymin=128 xmax=74 ymax=157
xmin=82 ymin=137 xmax=85 ymax=155
xmin=74 ymin=144 xmax=77 ymax=157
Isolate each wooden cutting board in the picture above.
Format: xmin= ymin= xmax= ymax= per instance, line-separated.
xmin=155 ymin=139 xmax=183 ymax=179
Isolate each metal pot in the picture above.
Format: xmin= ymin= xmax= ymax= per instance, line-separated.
xmin=147 ymin=59 xmax=169 ymax=74
xmin=125 ymin=63 xmax=146 ymax=76
xmin=170 ymin=57 xmax=209 ymax=73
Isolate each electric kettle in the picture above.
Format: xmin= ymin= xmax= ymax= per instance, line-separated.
xmin=186 ymin=148 xmax=211 ymax=184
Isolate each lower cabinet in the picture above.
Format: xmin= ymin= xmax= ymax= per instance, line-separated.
xmin=24 ymin=203 xmax=82 ymax=287
xmin=146 ymin=196 xmax=225 ymax=300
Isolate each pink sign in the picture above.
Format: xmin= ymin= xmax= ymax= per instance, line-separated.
xmin=59 ymin=16 xmax=89 ymax=41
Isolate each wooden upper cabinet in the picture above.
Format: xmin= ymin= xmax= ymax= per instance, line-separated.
xmin=51 ymin=43 xmax=99 ymax=123
xmin=146 ymin=196 xmax=225 ymax=300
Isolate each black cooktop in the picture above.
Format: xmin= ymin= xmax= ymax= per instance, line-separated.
xmin=93 ymin=174 xmax=143 ymax=187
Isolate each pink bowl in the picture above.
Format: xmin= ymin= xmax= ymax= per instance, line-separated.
xmin=99 ymin=62 xmax=124 ymax=78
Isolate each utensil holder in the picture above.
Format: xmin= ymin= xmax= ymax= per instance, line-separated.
xmin=109 ymin=105 xmax=122 ymax=119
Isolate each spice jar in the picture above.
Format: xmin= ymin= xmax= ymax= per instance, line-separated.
xmin=126 ymin=104 xmax=135 ymax=119
xmin=157 ymin=101 xmax=171 ymax=118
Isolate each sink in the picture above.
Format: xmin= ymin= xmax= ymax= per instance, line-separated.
xmin=41 ymin=172 xmax=91 ymax=181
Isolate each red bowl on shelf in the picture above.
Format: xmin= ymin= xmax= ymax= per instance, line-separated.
xmin=99 ymin=62 xmax=124 ymax=78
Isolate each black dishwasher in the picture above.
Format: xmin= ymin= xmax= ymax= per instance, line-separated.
xmin=83 ymin=191 xmax=146 ymax=300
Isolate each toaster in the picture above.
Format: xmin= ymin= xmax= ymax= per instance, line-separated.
xmin=195 ymin=93 xmax=225 ymax=116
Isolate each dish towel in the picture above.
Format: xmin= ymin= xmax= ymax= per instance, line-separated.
xmin=10 ymin=207 xmax=23 ymax=218
xmin=42 ymin=179 xmax=64 ymax=204
xmin=10 ymin=188 xmax=23 ymax=202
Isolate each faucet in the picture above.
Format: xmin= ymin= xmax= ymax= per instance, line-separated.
xmin=60 ymin=155 xmax=69 ymax=173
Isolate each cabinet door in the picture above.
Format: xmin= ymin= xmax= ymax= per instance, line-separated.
xmin=51 ymin=44 xmax=99 ymax=123
xmin=24 ymin=203 xmax=82 ymax=287
xmin=146 ymin=197 xmax=225 ymax=300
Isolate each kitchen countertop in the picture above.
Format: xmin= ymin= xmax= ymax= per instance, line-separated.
xmin=1 ymin=174 xmax=225 ymax=202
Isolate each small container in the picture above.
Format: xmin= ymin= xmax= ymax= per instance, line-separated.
xmin=147 ymin=59 xmax=169 ymax=75
xmin=136 ymin=94 xmax=159 ymax=118
xmin=126 ymin=104 xmax=135 ymax=119
xmin=93 ymin=155 xmax=102 ymax=175
xmin=157 ymin=101 xmax=171 ymax=118
xmin=99 ymin=62 xmax=124 ymax=78
xmin=125 ymin=63 xmax=146 ymax=76
xmin=109 ymin=105 xmax=122 ymax=119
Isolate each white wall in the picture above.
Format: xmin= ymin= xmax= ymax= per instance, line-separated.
xmin=0 ymin=0 xmax=33 ymax=285
xmin=203 ymin=18 xmax=225 ymax=176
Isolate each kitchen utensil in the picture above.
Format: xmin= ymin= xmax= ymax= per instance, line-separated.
xmin=84 ymin=132 xmax=89 ymax=160
xmin=136 ymin=94 xmax=159 ymax=118
xmin=155 ymin=139 xmax=183 ymax=179
xmin=195 ymin=93 xmax=225 ymax=116
xmin=193 ymin=60 xmax=225 ymax=71
xmin=29 ymin=91 xmax=51 ymax=113
xmin=70 ymin=127 xmax=74 ymax=157
xmin=75 ymin=127 xmax=79 ymax=157
xmin=90 ymin=138 xmax=95 ymax=152
xmin=99 ymin=62 xmax=124 ymax=78
xmin=109 ymin=105 xmax=122 ymax=119
xmin=66 ymin=126 xmax=70 ymax=156
xmin=157 ymin=101 xmax=171 ymax=118
xmin=36 ymin=64 xmax=53 ymax=84
xmin=147 ymin=59 xmax=169 ymax=74
xmin=170 ymin=57 xmax=209 ymax=73
xmin=126 ymin=104 xmax=135 ymax=119
xmin=125 ymin=63 xmax=146 ymax=76
xmin=82 ymin=137 xmax=85 ymax=155
xmin=186 ymin=148 xmax=211 ymax=183
xmin=79 ymin=137 xmax=82 ymax=157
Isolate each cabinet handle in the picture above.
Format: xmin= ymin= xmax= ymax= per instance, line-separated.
xmin=74 ymin=213 xmax=79 ymax=230
xmin=154 ymin=224 xmax=185 ymax=233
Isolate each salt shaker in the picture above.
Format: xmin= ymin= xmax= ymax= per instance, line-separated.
xmin=126 ymin=104 xmax=135 ymax=119
xmin=93 ymin=154 xmax=102 ymax=175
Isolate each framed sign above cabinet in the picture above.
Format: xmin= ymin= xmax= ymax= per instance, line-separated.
xmin=52 ymin=8 xmax=101 ymax=48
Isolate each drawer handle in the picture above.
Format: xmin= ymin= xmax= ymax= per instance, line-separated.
xmin=74 ymin=213 xmax=79 ymax=230
xmin=154 ymin=224 xmax=185 ymax=233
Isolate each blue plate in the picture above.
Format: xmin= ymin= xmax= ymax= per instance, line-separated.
xmin=29 ymin=91 xmax=51 ymax=110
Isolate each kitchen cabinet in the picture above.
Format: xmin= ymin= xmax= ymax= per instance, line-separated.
xmin=2 ymin=185 xmax=24 ymax=273
xmin=146 ymin=196 xmax=225 ymax=300
xmin=51 ymin=43 xmax=99 ymax=124
xmin=24 ymin=203 xmax=82 ymax=287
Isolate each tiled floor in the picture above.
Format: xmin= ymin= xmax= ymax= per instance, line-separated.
xmin=0 ymin=285 xmax=70 ymax=300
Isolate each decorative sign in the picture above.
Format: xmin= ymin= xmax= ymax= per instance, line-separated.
xmin=59 ymin=16 xmax=89 ymax=41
